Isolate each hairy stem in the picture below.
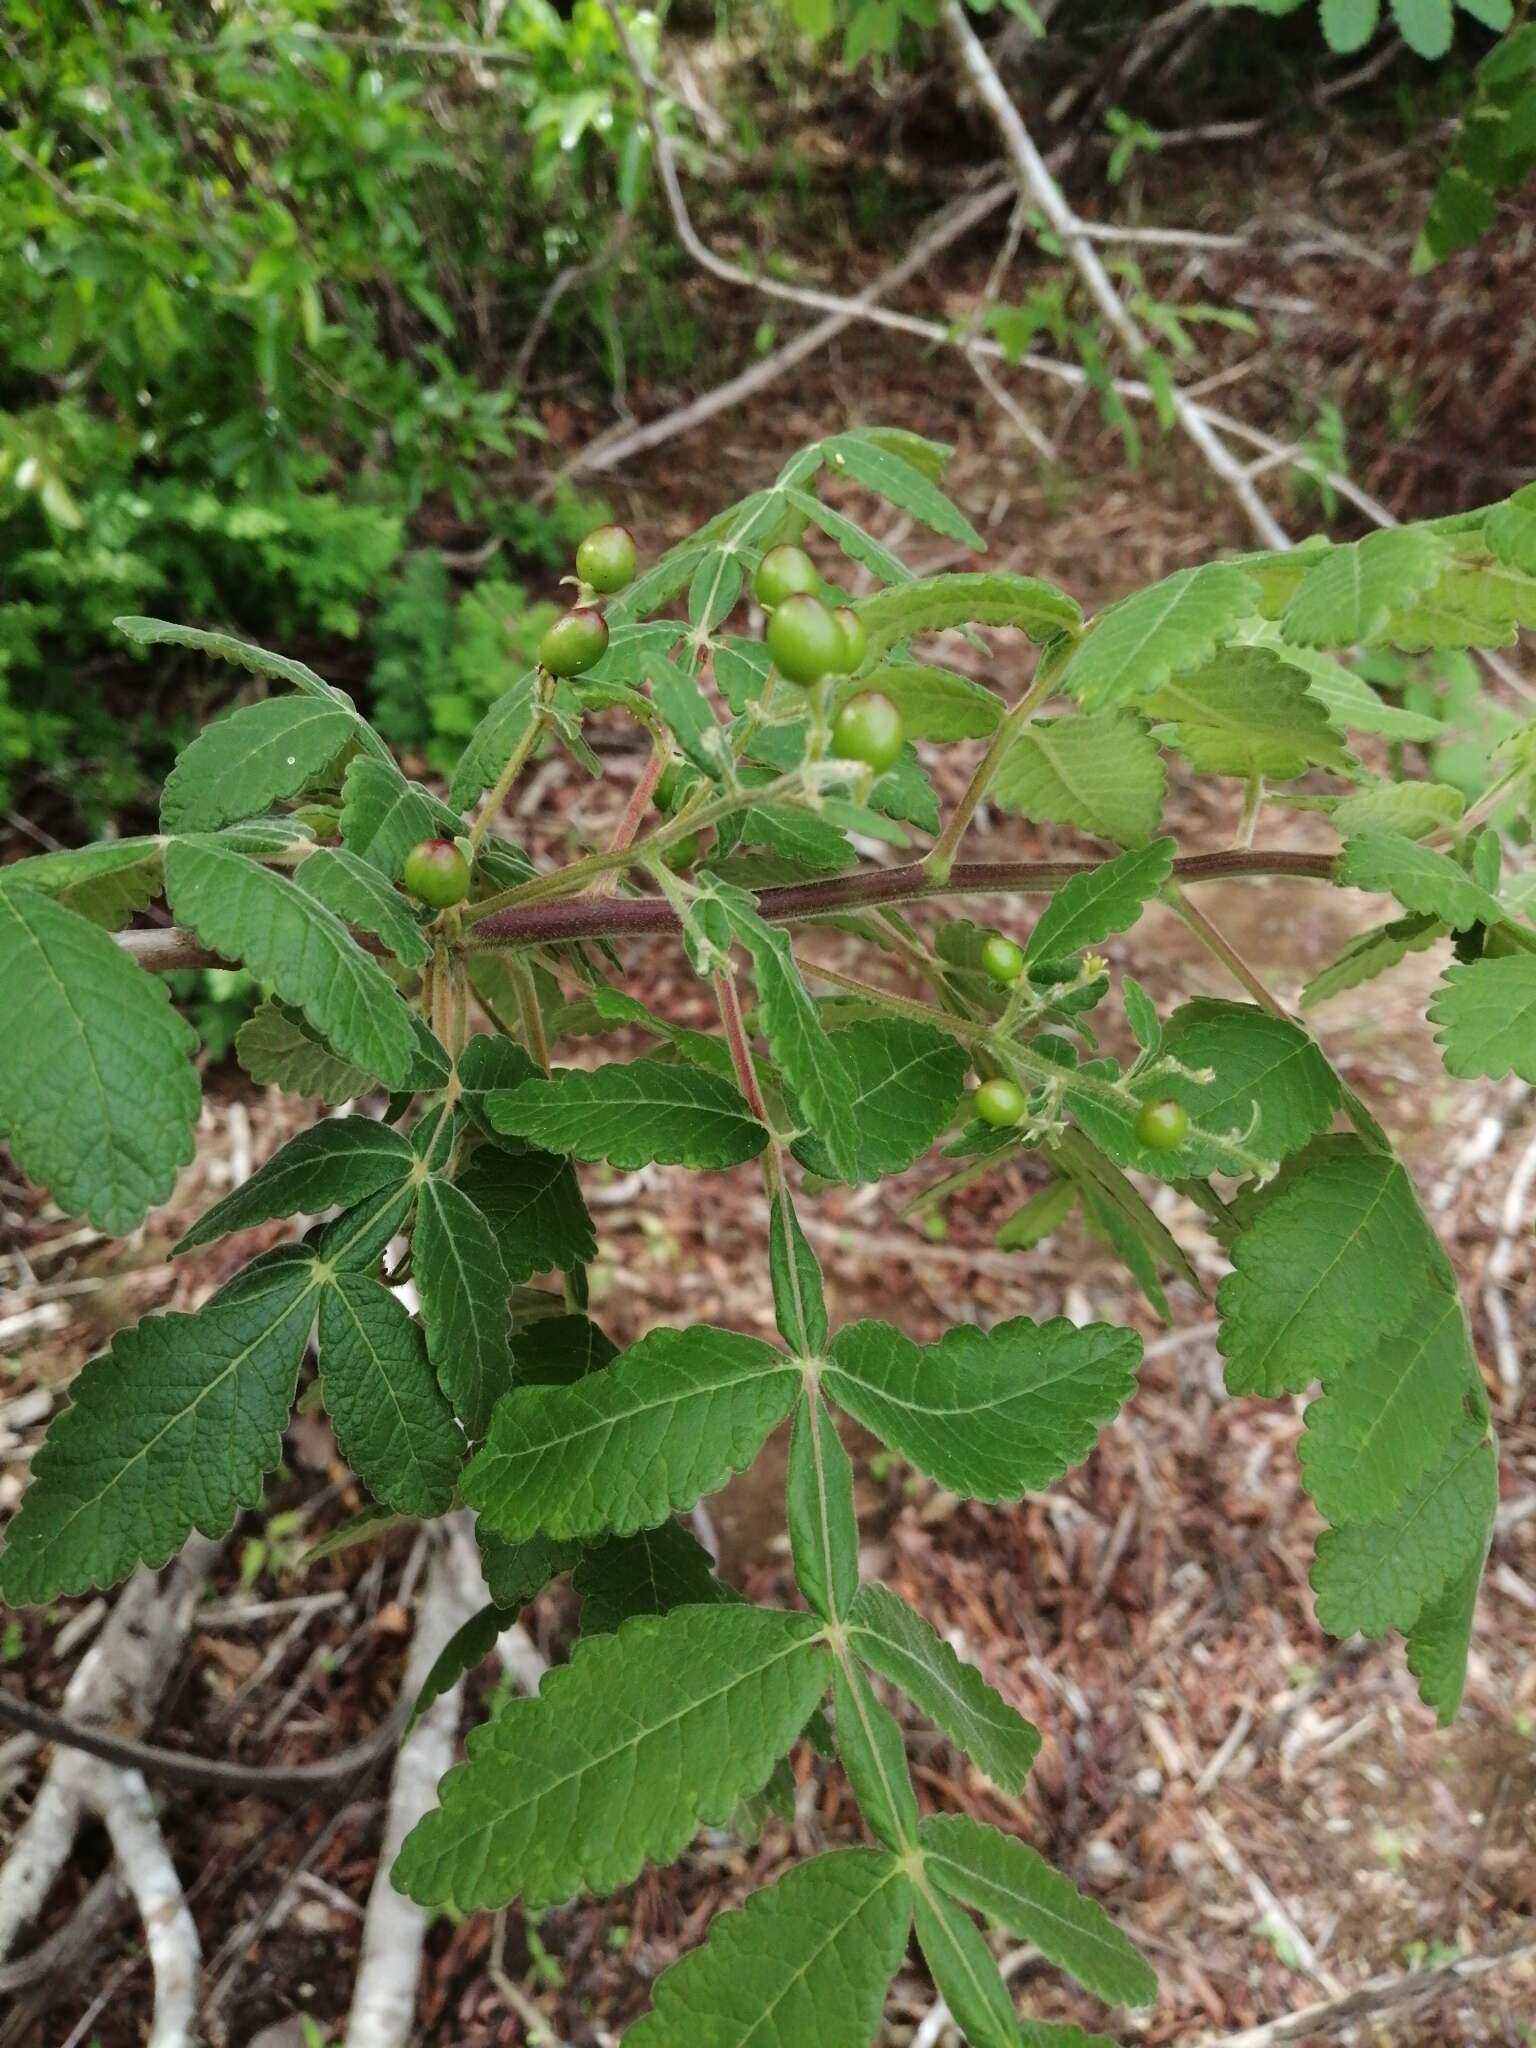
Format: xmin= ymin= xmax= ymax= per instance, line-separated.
xmin=926 ymin=666 xmax=1056 ymax=882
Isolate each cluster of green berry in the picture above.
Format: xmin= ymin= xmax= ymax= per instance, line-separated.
xmin=754 ymin=544 xmax=904 ymax=773
xmin=966 ymin=924 xmax=1189 ymax=1150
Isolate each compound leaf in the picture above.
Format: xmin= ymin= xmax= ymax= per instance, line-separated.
xmin=1430 ymin=955 xmax=1536 ymax=1082
xmin=920 ymin=1813 xmax=1157 ymax=2007
xmin=1061 ymin=564 xmax=1257 ymax=710
xmin=393 ymin=1604 xmax=830 ymax=1909
xmin=824 ymin=1316 xmax=1142 ymax=1500
xmin=486 ymin=1058 xmax=767 ymax=1171
xmin=316 ymin=1270 xmax=460 ymax=1517
xmin=625 ymin=1848 xmax=912 ymax=2048
xmin=160 ymin=696 xmax=356 ymax=834
xmin=0 ymin=1249 xmax=317 ymax=1604
xmin=822 ymin=432 xmax=983 ymax=547
xmin=0 ymin=884 xmax=199 ymax=1234
xmin=175 ymin=1117 xmax=414 ymax=1254
xmin=465 ymin=1324 xmax=800 ymax=1542
xmin=415 ymin=1176 xmax=516 ymax=1440
xmin=166 ymin=838 xmax=417 ymax=1088
xmin=849 ymin=1583 xmax=1040 ymax=1794
xmin=1280 ymin=528 xmax=1448 ymax=647
xmin=993 ymin=709 xmax=1166 ymax=847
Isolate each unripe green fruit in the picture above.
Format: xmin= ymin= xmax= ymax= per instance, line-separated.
xmin=1134 ymin=1097 xmax=1189 ymax=1151
xmin=754 ymin=544 xmax=820 ymax=608
xmin=831 ymin=691 xmax=905 ymax=772
xmin=402 ymin=838 xmax=470 ymax=910
xmin=980 ymin=933 xmax=1025 ymax=985
xmin=831 ymin=606 xmax=867 ymax=674
xmin=974 ymin=1077 xmax=1027 ymax=1128
xmin=575 ymin=523 xmax=637 ymax=593
xmin=540 ymin=607 xmax=609 ymax=678
xmin=765 ymin=593 xmax=844 ymax=688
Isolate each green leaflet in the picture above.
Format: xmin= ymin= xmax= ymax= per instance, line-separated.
xmin=1301 ymin=913 xmax=1446 ymax=1008
xmin=159 ymin=696 xmax=356 ymax=834
xmin=477 ymin=1526 xmax=585 ymax=1610
xmin=787 ymin=487 xmax=916 ymax=589
xmin=316 ymin=1178 xmax=415 ymax=1275
xmin=919 ymin=1814 xmax=1157 ymax=2007
xmin=315 ymin=1270 xmax=461 ymax=1517
xmin=1252 ymin=636 xmax=1446 ymax=741
xmin=338 ymin=753 xmax=461 ymax=880
xmin=1430 ymin=955 xmax=1536 ymax=1082
xmin=793 ymin=1017 xmax=968 ymax=1183
xmin=292 ymin=846 xmax=430 ymax=968
xmin=1407 ymin=1549 xmax=1485 ymax=1726
xmin=733 ymin=803 xmax=855 ymax=876
xmin=393 ymin=1605 xmax=831 ymax=1909
xmin=1024 ymin=837 xmax=1175 ymax=964
xmin=486 ymin=1058 xmax=767 ymax=1171
xmin=1331 ymin=780 xmax=1466 ymax=841
xmin=650 ymin=654 xmax=731 ymax=777
xmin=1218 ymin=1137 xmax=1457 ymax=1397
xmin=408 ymin=1603 xmax=514 ymax=1733
xmin=235 ymin=1001 xmax=373 ymax=1104
xmin=0 ymin=1248 xmax=318 ymax=1603
xmin=550 ymin=985 xmax=737 ymax=1081
xmin=824 ymin=1316 xmax=1143 ymax=1500
xmin=573 ymin=1520 xmax=727 ymax=1635
xmin=854 ymin=572 xmax=1081 ymax=665
xmin=821 ymin=432 xmax=984 ymax=548
xmin=1148 ymin=646 xmax=1352 ymax=778
xmin=0 ymin=884 xmax=200 ymax=1234
xmin=465 ymin=1324 xmax=800 ymax=1541
xmin=831 ymin=665 xmax=1003 ymax=740
xmin=448 ymin=670 xmax=537 ymax=809
xmin=787 ymin=1389 xmax=859 ymax=1621
xmin=912 ymin=1885 xmax=1020 ymax=2048
xmin=993 ymin=708 xmax=1166 ymax=847
xmin=1061 ymin=563 xmax=1258 ymax=710
xmin=1280 ymin=527 xmax=1449 ymax=647
xmin=768 ymin=1189 xmax=829 ymax=1356
xmin=114 ymin=617 xmax=380 ymax=744
xmin=1300 ymin=1295 xmax=1487 ymax=1526
xmin=414 ymin=1176 xmax=516 ymax=1440
xmin=723 ymin=902 xmax=864 ymax=1180
xmin=831 ymin=1660 xmax=919 ymax=1851
xmin=1312 ymin=1421 xmax=1497 ymax=1641
xmin=625 ymin=1850 xmax=912 ymax=2048
xmin=165 ymin=838 xmax=417 ymax=1088
xmin=848 ymin=1583 xmax=1040 ymax=1795
xmin=175 ymin=1119 xmax=413 ymax=1255
xmin=995 ymin=1178 xmax=1079 ymax=1251
xmin=0 ymin=837 xmax=165 ymax=929
xmin=455 ymin=1147 xmax=596 ymax=1283
xmin=454 ymin=1031 xmax=541 ymax=1129
xmin=1337 ymin=831 xmax=1505 ymax=933
xmin=1484 ymin=483 xmax=1536 ymax=575
xmin=1069 ymin=999 xmax=1340 ymax=1181
xmin=510 ymin=1312 xmax=618 ymax=1386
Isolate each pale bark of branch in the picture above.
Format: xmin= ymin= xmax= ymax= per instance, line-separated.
xmin=90 ymin=1768 xmax=201 ymax=2048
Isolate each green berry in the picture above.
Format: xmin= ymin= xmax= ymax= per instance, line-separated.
xmin=765 ymin=593 xmax=844 ymax=688
xmin=980 ymin=933 xmax=1025 ymax=985
xmin=754 ymin=543 xmax=820 ymax=608
xmin=402 ymin=838 xmax=470 ymax=910
xmin=575 ymin=523 xmax=636 ymax=594
xmin=1134 ymin=1097 xmax=1189 ymax=1151
xmin=831 ymin=691 xmax=905 ymax=772
xmin=831 ymin=606 xmax=867 ymax=674
xmin=974 ymin=1077 xmax=1027 ymax=1128
xmin=539 ymin=606 xmax=609 ymax=678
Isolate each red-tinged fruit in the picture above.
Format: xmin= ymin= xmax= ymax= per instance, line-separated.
xmin=402 ymin=838 xmax=470 ymax=910
xmin=765 ymin=593 xmax=845 ymax=688
xmin=831 ymin=691 xmax=905 ymax=772
xmin=540 ymin=607 xmax=609 ymax=678
xmin=575 ymin=524 xmax=637 ymax=594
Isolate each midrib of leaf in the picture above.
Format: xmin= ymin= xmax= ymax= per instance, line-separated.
xmin=737 ymin=1861 xmax=907 ymax=2048
xmin=914 ymin=1873 xmax=1005 ymax=2020
xmin=804 ymin=1391 xmax=844 ymax=1623
xmin=1243 ymin=1167 xmax=1401 ymax=1382
xmin=835 ymin=1650 xmax=916 ymax=1848
xmin=323 ymin=1277 xmax=438 ymax=1487
xmin=1326 ymin=1293 xmax=1465 ymax=1476
xmin=831 ymin=1336 xmax=1119 ymax=1425
xmin=850 ymin=1609 xmax=1015 ymax=1747
xmin=1025 ymin=722 xmax=1102 ymax=820
xmin=502 ymin=1355 xmax=798 ymax=1454
xmin=922 ymin=1836 xmax=1140 ymax=1985
xmin=38 ymin=1264 xmax=318 ymax=1553
xmin=772 ymin=1196 xmax=814 ymax=1358
xmin=442 ymin=1629 xmax=821 ymax=1861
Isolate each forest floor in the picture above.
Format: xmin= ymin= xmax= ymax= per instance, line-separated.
xmin=3 ymin=96 xmax=1536 ymax=2048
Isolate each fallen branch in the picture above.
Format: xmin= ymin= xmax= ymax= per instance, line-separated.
xmin=90 ymin=1767 xmax=200 ymax=2048
xmin=1197 ymin=1927 xmax=1536 ymax=2047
